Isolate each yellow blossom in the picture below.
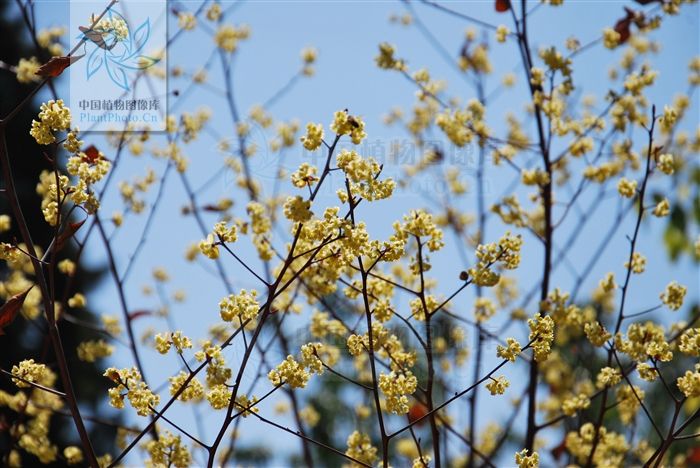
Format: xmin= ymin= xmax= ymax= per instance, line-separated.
xmin=625 ymin=252 xmax=646 ymax=274
xmin=77 ymin=340 xmax=114 ymax=362
xmin=104 ymin=367 xmax=160 ymax=416
xmin=676 ymin=364 xmax=700 ymax=397
xmin=345 ymin=431 xmax=378 ymax=466
xmin=617 ymin=178 xmax=637 ymax=198
xmin=486 ymin=375 xmax=509 ymax=395
xmin=652 ymin=198 xmax=670 ymax=217
xmin=63 ymin=446 xmax=83 ymax=465
xmin=330 ymin=110 xmax=367 ymax=144
xmin=11 ymin=359 xmax=48 ymax=388
xmin=515 ymin=449 xmax=539 ymax=468
xmin=219 ymin=290 xmax=259 ymax=322
xmin=596 ymin=366 xmax=621 ymax=388
xmin=660 ymin=281 xmax=686 ymax=310
xmin=300 ymin=122 xmax=324 ymax=150
xmin=528 ymin=314 xmax=554 ymax=362
xmin=30 ymin=100 xmax=71 ymax=145
xmin=67 ymin=293 xmax=86 ymax=308
xmin=497 ymin=337 xmax=522 ymax=362
xmin=603 ymin=28 xmax=621 ymax=49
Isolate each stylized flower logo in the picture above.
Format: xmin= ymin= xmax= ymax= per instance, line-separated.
xmin=80 ymin=8 xmax=160 ymax=91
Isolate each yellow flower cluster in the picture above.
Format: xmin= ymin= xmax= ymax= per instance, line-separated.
xmin=206 ymin=3 xmax=221 ymax=21
xmin=300 ymin=342 xmax=337 ymax=375
xmin=214 ymin=220 xmax=238 ymax=243
xmin=271 ymin=120 xmax=299 ymax=150
xmin=330 ymin=110 xmax=367 ymax=144
xmin=214 ymin=24 xmax=250 ymax=52
xmin=378 ymin=370 xmax=418 ymax=414
xmin=615 ymin=321 xmax=672 ymax=362
xmin=168 ymin=371 xmax=204 ymax=401
xmin=234 ymin=394 xmax=260 ymax=417
xmin=206 ymin=384 xmax=232 ymax=410
xmin=198 ymin=234 xmax=220 ymax=259
xmin=660 ymin=281 xmax=686 ymax=310
xmin=104 ymin=367 xmax=160 ymax=416
xmin=602 ymin=28 xmax=621 ymax=49
xmin=11 ymin=359 xmax=48 ymax=388
xmin=154 ymin=331 xmax=193 ymax=354
xmin=145 ymin=431 xmax=191 ymax=468
xmin=284 ymin=195 xmax=313 ymax=222
xmin=301 ymin=47 xmax=318 ymax=76
xmin=300 ymin=122 xmax=324 ymax=150
xmin=67 ymin=292 xmax=86 ymax=308
xmin=562 ymin=394 xmax=591 ymax=416
xmin=459 ymin=35 xmax=492 ymax=74
xmin=616 ymin=177 xmax=637 ymax=198
xmin=63 ymin=446 xmax=83 ymax=465
xmin=375 ymin=42 xmax=405 ymax=71
xmin=676 ymin=364 xmax=700 ymax=397
xmin=291 ymin=162 xmax=319 ymax=188
xmin=76 ymin=340 xmax=114 ymax=362
xmin=656 ymin=153 xmax=675 ymax=174
xmin=336 ymin=149 xmax=395 ymax=201
xmin=394 ymin=209 xmax=444 ymax=253
xmin=247 ymin=201 xmax=271 ymax=235
xmin=178 ymin=12 xmax=196 ymax=31
xmin=515 ymin=449 xmax=540 ymax=468
xmin=596 ymin=366 xmax=621 ymax=388
xmin=528 ymin=314 xmax=555 ymax=362
xmin=679 ymin=328 xmax=700 ymax=356
xmin=625 ymin=252 xmax=646 ymax=273
xmin=496 ymin=25 xmax=509 ymax=43
xmin=468 ymin=232 xmax=523 ymax=286
xmin=0 ymin=214 xmax=10 ymax=232
xmin=636 ymin=363 xmax=658 ymax=382
xmin=486 ymin=375 xmax=509 ymax=395
xmin=496 ymin=337 xmax=522 ymax=362
xmin=652 ymin=198 xmax=670 ymax=217
xmin=616 ymin=385 xmax=644 ymax=423
xmin=584 ymin=321 xmax=611 ymax=347
xmin=36 ymin=26 xmax=65 ymax=55
xmin=8 ymin=362 xmax=62 ymax=463
xmin=268 ymin=355 xmax=310 ymax=389
xmin=474 ymin=297 xmax=496 ymax=323
xmin=16 ymin=57 xmax=40 ymax=84
xmin=345 ymin=431 xmax=378 ymax=466
xmin=565 ymin=423 xmax=628 ymax=467
xmin=436 ymin=108 xmax=475 ymax=147
xmin=521 ymin=169 xmax=550 ymax=187
xmin=347 ymin=322 xmax=415 ymax=372
xmin=310 ymin=311 xmax=347 ymax=338
xmin=30 ymin=100 xmax=71 ymax=145
xmin=92 ymin=15 xmax=128 ymax=41
xmin=219 ymin=289 xmax=259 ymax=322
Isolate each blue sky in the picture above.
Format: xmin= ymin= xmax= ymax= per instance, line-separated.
xmin=22 ymin=0 xmax=700 ymax=465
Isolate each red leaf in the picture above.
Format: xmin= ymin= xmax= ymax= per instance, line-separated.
xmin=551 ymin=438 xmax=567 ymax=461
xmin=495 ymin=0 xmax=511 ymax=12
xmin=35 ymin=55 xmax=80 ymax=78
xmin=82 ymin=145 xmax=102 ymax=163
xmin=614 ymin=8 xmax=637 ymax=44
xmin=55 ymin=219 xmax=86 ymax=252
xmin=128 ymin=310 xmax=152 ymax=321
xmin=686 ymin=447 xmax=700 ymax=464
xmin=0 ymin=286 xmax=34 ymax=335
xmin=407 ymin=402 xmax=428 ymax=426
